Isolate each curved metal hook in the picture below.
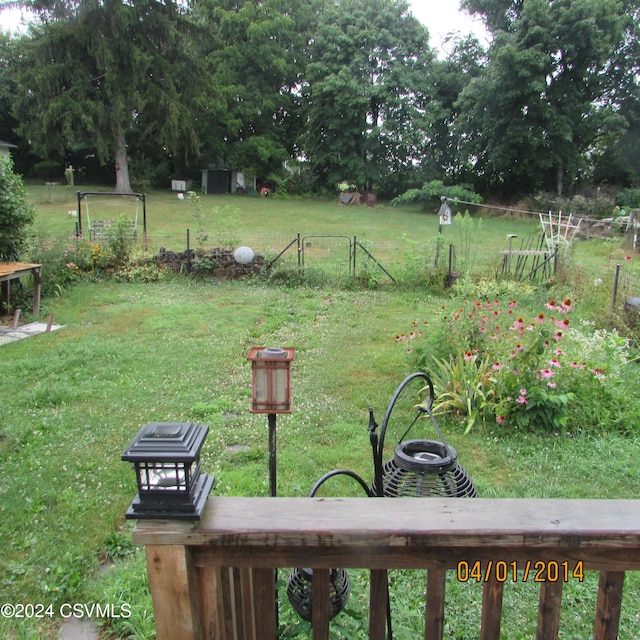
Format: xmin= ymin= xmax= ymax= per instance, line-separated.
xmin=309 ymin=469 xmax=374 ymax=498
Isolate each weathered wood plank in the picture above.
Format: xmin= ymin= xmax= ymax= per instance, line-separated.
xmin=480 ymin=574 xmax=503 ymax=640
xmin=252 ymin=568 xmax=277 ymax=640
xmin=134 ymin=498 xmax=640 ymax=549
xmin=536 ymin=580 xmax=563 ymax=640
xmin=144 ymin=545 xmax=202 ymax=640
xmin=311 ymin=568 xmax=330 ymax=640
xmin=593 ymin=570 xmax=625 ymax=640
xmin=425 ymin=568 xmax=446 ymax=640
xmin=369 ymin=569 xmax=388 ymax=640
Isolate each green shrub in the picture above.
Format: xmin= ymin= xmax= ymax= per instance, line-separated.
xmin=32 ymin=160 xmax=63 ymax=181
xmin=398 ymin=297 xmax=638 ymax=435
xmin=0 ymin=155 xmax=36 ymax=260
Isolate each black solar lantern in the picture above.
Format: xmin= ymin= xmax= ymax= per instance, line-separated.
xmin=369 ymin=372 xmax=477 ymax=499
xmin=122 ymin=422 xmax=214 ymax=520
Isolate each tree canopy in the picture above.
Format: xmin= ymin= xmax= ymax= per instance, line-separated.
xmin=1 ymin=0 xmax=639 ymax=199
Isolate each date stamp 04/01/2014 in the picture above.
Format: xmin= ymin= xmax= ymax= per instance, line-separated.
xmin=457 ymin=560 xmax=585 ymax=583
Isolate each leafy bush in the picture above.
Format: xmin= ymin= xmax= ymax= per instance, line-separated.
xmin=0 ymin=155 xmax=36 ymax=260
xmin=27 ymin=236 xmax=109 ymax=295
xmin=391 ymin=180 xmax=482 ymax=211
xmin=616 ymin=187 xmax=640 ymax=209
xmin=32 ymin=159 xmax=63 ymax=180
xmin=398 ymin=297 xmax=636 ymax=435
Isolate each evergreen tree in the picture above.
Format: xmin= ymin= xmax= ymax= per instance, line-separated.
xmin=11 ymin=0 xmax=201 ymax=192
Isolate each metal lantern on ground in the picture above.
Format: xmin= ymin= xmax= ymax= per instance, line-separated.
xmin=122 ymin=422 xmax=214 ymax=520
xmin=247 ymin=346 xmax=295 ymax=497
xmin=287 ymin=470 xmax=366 ymax=624
xmin=369 ymin=372 xmax=477 ymax=499
xmin=287 ymin=568 xmax=350 ymax=623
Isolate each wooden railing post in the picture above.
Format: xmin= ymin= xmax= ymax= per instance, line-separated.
xmin=145 ymin=544 xmax=203 ymax=640
xmin=369 ymin=569 xmax=389 ymax=640
xmin=480 ymin=574 xmax=504 ymax=640
xmin=536 ymin=580 xmax=563 ymax=640
xmin=425 ymin=568 xmax=446 ymax=640
xmin=593 ymin=570 xmax=625 ymax=640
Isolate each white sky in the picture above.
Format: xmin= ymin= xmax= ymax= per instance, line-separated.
xmin=408 ymin=0 xmax=490 ymax=56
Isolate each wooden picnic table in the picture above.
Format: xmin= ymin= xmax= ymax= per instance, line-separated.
xmin=0 ymin=262 xmax=42 ymax=316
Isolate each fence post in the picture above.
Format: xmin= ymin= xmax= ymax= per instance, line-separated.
xmin=612 ymin=264 xmax=621 ymax=310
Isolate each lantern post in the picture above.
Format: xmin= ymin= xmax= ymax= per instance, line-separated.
xmin=247 ymin=346 xmax=294 ymax=497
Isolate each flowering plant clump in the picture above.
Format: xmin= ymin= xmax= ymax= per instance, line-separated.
xmin=396 ymin=298 xmax=630 ymax=434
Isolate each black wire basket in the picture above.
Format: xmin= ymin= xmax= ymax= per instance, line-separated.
xmin=286 ymin=567 xmax=351 ymax=623
xmin=374 ymin=438 xmax=477 ymax=498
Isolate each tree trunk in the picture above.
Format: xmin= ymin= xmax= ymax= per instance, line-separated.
xmin=115 ymin=130 xmax=132 ymax=193
xmin=556 ymin=163 xmax=564 ymax=196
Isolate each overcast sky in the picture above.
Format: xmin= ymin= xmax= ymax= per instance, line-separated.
xmin=408 ymin=0 xmax=489 ymax=56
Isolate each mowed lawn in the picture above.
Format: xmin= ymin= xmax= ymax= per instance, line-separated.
xmin=1 ymin=186 xmax=639 ymax=639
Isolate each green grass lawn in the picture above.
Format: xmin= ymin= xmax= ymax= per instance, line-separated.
xmin=1 ymin=187 xmax=639 ymax=639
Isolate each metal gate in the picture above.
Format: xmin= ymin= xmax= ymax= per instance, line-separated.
xmin=300 ymin=235 xmax=354 ymax=278
xmin=265 ymin=233 xmax=395 ymax=283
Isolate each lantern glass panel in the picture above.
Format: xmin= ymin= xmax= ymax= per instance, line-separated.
xmin=136 ymin=461 xmax=196 ymax=493
xmin=247 ymin=347 xmax=294 ymax=413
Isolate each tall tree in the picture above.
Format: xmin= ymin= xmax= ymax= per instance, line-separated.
xmin=193 ymin=0 xmax=308 ymax=183
xmin=11 ymin=0 xmax=201 ymax=192
xmin=301 ymin=0 xmax=435 ymax=196
xmin=458 ymin=0 xmax=629 ymax=196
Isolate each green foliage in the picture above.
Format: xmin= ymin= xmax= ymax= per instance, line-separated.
xmin=32 ymin=160 xmax=63 ymax=181
xmin=429 ymin=352 xmax=496 ymax=433
xmin=105 ymin=214 xmax=136 ymax=265
xmin=0 ymin=155 xmax=36 ymax=260
xmin=392 ymin=180 xmax=483 ymax=210
xmin=400 ymin=296 xmax=637 ymax=434
xmin=301 ymin=0 xmax=435 ymax=194
xmin=12 ymin=0 xmax=202 ymax=191
xmin=458 ymin=0 xmax=630 ymax=196
xmin=616 ymin=187 xmax=640 ymax=209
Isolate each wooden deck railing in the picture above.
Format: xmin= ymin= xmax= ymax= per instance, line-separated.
xmin=132 ymin=497 xmax=640 ymax=640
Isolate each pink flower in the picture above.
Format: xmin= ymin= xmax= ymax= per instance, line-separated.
xmin=535 ymin=313 xmax=545 ymax=323
xmin=395 ymin=334 xmax=406 ymax=342
xmin=547 ymin=381 xmax=557 ymax=388
xmin=555 ymin=318 xmax=570 ymax=328
xmin=515 ymin=343 xmax=523 ymax=351
xmin=546 ymin=300 xmax=558 ymax=310
xmin=492 ymin=362 xmax=503 ymax=371
xmin=540 ymin=368 xmax=554 ymax=378
xmin=625 ymin=255 xmax=631 ymax=261
xmin=464 ymin=351 xmax=474 ymax=360
xmin=508 ymin=300 xmax=518 ymax=309
xmin=516 ymin=396 xmax=528 ymax=404
xmin=554 ymin=349 xmax=565 ymax=356
xmin=559 ymin=298 xmax=573 ymax=312
xmin=519 ymin=389 xmax=528 ymax=396
xmin=409 ymin=332 xmax=416 ymax=339
xmin=548 ymin=358 xmax=561 ymax=368
xmin=496 ymin=415 xmax=506 ymax=424
xmin=553 ymin=331 xmax=564 ymax=340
